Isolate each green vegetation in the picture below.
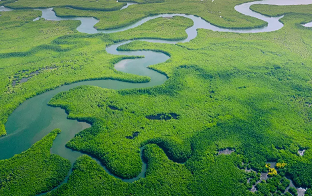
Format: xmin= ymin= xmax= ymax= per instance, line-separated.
xmin=47 ymin=145 xmax=251 ymax=195
xmin=0 ymin=10 xmax=72 ymax=53
xmin=4 ymin=0 xmax=126 ymax=11
xmin=2 ymin=1 xmax=312 ymax=196
xmin=243 ymin=163 xmax=301 ymax=195
xmin=251 ymin=3 xmax=312 ymax=17
xmin=288 ymin=187 xmax=298 ymax=196
xmin=245 ymin=170 xmax=260 ymax=189
xmin=109 ymin=16 xmax=193 ymax=41
xmin=0 ymin=0 xmax=15 ymax=6
xmin=287 ymin=162 xmax=312 ymax=188
xmin=306 ymin=188 xmax=312 ymax=196
xmin=0 ymin=11 xmax=191 ymax=137
xmin=256 ymin=175 xmax=290 ymax=195
xmin=47 ymin=12 xmax=312 ymax=194
xmin=2 ymin=0 xmax=169 ymax=10
xmin=119 ymin=0 xmax=165 ymax=3
xmin=0 ymin=10 xmax=41 ymax=30
xmin=0 ymin=129 xmax=71 ymax=195
xmin=3 ymin=0 xmax=268 ymax=30
xmin=53 ymin=0 xmax=266 ymax=30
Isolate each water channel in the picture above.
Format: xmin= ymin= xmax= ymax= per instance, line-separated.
xmin=1 ymin=0 xmax=312 ymax=194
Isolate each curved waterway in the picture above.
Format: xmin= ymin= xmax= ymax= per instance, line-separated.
xmin=1 ymin=0 xmax=312 ymax=193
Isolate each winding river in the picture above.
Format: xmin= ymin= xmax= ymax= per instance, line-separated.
xmin=1 ymin=0 xmax=312 ymax=194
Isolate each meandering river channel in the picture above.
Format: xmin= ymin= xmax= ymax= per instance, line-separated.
xmin=1 ymin=0 xmax=312 ymax=194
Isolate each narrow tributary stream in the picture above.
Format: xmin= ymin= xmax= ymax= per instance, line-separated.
xmin=1 ymin=0 xmax=312 ymax=194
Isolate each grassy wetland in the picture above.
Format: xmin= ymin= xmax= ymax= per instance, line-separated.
xmin=47 ymin=14 xmax=312 ymax=195
xmin=0 ymin=11 xmax=193 ymax=137
xmin=4 ymin=0 xmax=126 ymax=11
xmin=52 ymin=0 xmax=266 ymax=30
xmin=0 ymin=129 xmax=70 ymax=195
xmin=250 ymin=3 xmax=312 ymax=17
xmin=1 ymin=0 xmax=312 ymax=195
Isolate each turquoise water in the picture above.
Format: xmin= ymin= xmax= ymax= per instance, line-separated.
xmin=1 ymin=1 xmax=312 ymax=190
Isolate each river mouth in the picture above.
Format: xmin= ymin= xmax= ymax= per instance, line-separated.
xmin=1 ymin=0 xmax=312 ymax=190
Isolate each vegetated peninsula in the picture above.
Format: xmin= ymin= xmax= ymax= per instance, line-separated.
xmin=1 ymin=0 xmax=312 ymax=195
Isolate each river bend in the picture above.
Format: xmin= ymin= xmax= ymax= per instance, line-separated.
xmin=0 ymin=0 xmax=312 ymax=194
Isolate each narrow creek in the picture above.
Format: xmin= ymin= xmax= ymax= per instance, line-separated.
xmin=1 ymin=0 xmax=312 ymax=194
